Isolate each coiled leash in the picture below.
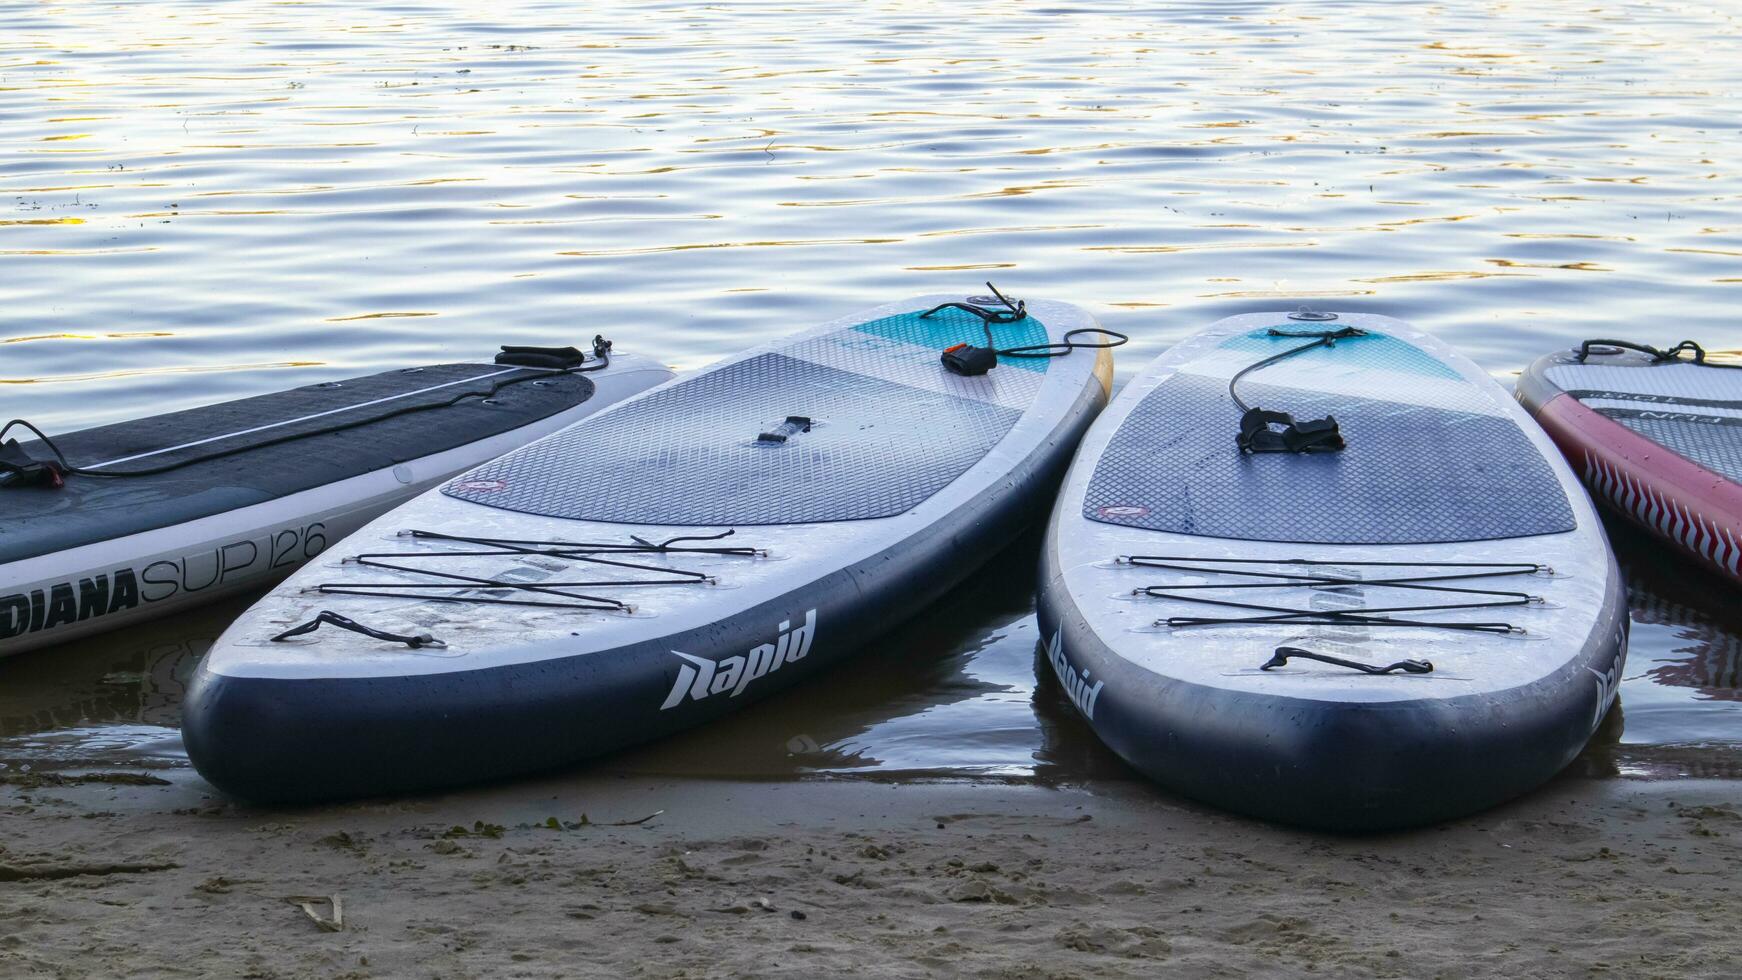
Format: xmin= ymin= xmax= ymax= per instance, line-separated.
xmin=1574 ymin=338 xmax=1742 ymax=367
xmin=1229 ymin=320 xmax=1367 ymax=454
xmin=922 ymin=282 xmax=1128 ymax=376
xmin=0 ymin=334 xmax=619 ymax=489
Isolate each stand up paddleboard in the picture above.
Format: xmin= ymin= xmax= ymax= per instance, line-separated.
xmin=1039 ymin=312 xmax=1626 ymax=831
xmin=0 ymin=340 xmax=671 ymax=657
xmin=184 ymin=292 xmax=1116 ymax=802
xmin=1518 ymin=339 xmax=1742 ymax=584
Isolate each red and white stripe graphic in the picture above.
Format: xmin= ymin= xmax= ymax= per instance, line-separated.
xmin=1532 ymin=391 xmax=1742 ymax=584
xmin=1581 ymin=450 xmax=1742 ymax=576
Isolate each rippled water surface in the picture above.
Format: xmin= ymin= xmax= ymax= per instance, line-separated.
xmin=4 ymin=1 xmax=1742 ymax=786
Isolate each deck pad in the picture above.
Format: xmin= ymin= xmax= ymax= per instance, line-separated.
xmin=1544 ymin=360 xmax=1742 ymax=483
xmin=0 ymin=364 xmax=594 ymax=564
xmin=445 ymin=308 xmax=1051 ymax=526
xmin=1083 ymin=327 xmax=1575 ymax=544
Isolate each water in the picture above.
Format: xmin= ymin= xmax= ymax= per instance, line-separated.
xmin=3 ymin=1 xmax=1742 ymax=786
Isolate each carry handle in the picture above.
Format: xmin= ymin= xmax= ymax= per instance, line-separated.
xmin=754 ymin=415 xmax=814 ymax=445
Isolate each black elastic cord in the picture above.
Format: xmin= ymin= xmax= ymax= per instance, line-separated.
xmin=1125 ymin=555 xmax=1539 ymax=634
xmin=1575 ymin=338 xmax=1740 ymax=367
xmin=998 ymin=327 xmax=1130 ymax=359
xmin=1160 ymin=600 xmax=1521 ymax=634
xmin=271 ymin=610 xmax=445 ymax=649
xmin=1228 ymin=326 xmax=1366 ymax=415
xmin=1261 ymin=647 xmax=1432 ymax=675
xmin=920 ymin=281 xmax=1129 ymax=361
xmin=305 ymin=529 xmax=759 ymax=611
xmin=0 ymin=335 xmax=616 ymax=485
xmin=919 ymin=281 xmax=1029 ymax=327
xmin=1227 ymin=326 xmax=1365 ymax=454
xmin=1129 ymin=555 xmax=1543 ymax=598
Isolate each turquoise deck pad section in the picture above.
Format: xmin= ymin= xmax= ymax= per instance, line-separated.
xmin=1083 ymin=373 xmax=1575 ymax=544
xmin=1217 ymin=328 xmax=1464 ymax=381
xmin=853 ymin=308 xmax=1051 ymax=372
xmin=444 ymin=351 xmax=1024 ymax=526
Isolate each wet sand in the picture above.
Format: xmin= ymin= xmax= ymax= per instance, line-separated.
xmin=4 ymin=769 xmax=1740 ymax=978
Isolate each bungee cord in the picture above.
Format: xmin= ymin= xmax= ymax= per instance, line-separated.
xmin=1122 ymin=554 xmax=1546 ymax=636
xmin=300 ymin=528 xmax=761 ymax=613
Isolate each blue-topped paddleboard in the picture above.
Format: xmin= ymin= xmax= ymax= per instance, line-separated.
xmin=1039 ymin=311 xmax=1626 ymax=831
xmin=184 ymin=293 xmax=1113 ymax=802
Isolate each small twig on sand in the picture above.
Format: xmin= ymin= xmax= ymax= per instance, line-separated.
xmin=284 ymin=894 xmax=345 ymax=932
xmin=545 ymin=810 xmax=666 ymax=830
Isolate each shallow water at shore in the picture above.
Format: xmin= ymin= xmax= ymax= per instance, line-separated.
xmin=4 ymin=0 xmax=1742 ymax=794
xmin=3 ymin=521 xmax=1740 ymax=788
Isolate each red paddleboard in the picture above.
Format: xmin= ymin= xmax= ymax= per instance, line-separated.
xmin=1518 ymin=340 xmax=1742 ymax=582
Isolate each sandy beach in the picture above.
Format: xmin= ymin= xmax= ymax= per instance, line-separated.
xmin=4 ymin=768 xmax=1740 ymax=978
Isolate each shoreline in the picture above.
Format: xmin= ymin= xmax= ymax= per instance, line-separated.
xmin=5 ymin=768 xmax=1740 ymax=977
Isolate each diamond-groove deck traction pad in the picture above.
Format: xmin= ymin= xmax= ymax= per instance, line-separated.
xmin=443 ymin=310 xmax=1049 ymax=526
xmin=1084 ymin=330 xmax=1577 ymax=545
xmin=1546 ymin=361 xmax=1742 ymax=484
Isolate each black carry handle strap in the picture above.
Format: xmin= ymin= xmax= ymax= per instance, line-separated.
xmin=271 ymin=610 xmax=446 ymax=649
xmin=754 ymin=415 xmax=813 ymax=445
xmin=1260 ymin=646 xmax=1432 ymax=675
xmin=495 ymin=334 xmax=617 ymax=372
xmin=496 ymin=345 xmax=588 ymax=370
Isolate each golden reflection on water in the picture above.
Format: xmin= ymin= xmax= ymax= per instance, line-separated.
xmin=0 ymin=360 xmax=325 ymax=386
